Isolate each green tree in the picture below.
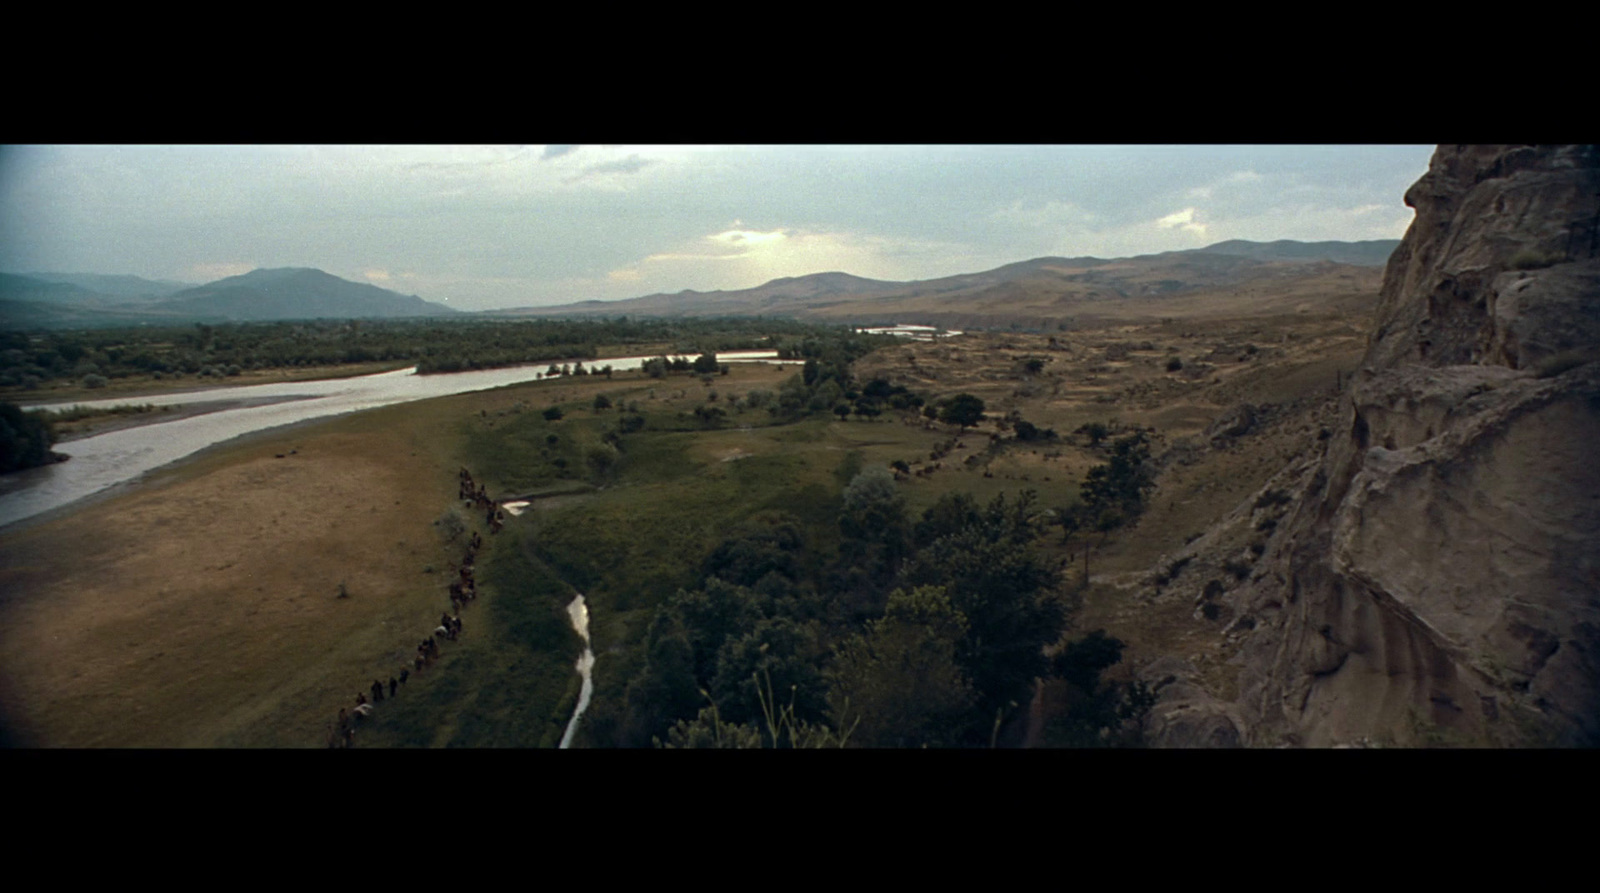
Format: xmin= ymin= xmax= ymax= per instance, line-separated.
xmin=939 ymin=393 xmax=986 ymax=430
xmin=0 ymin=403 xmax=57 ymax=474
xmin=828 ymin=586 xmax=976 ymax=747
xmin=622 ymin=611 xmax=703 ymax=746
xmin=1077 ymin=422 xmax=1110 ymax=447
xmin=1079 ymin=432 xmax=1154 ymax=525
xmin=903 ymin=514 xmax=1063 ymax=727
xmin=710 ymin=617 xmax=828 ymax=726
xmin=693 ymin=404 xmax=726 ymax=427
xmin=1045 ymin=630 xmax=1156 ymax=747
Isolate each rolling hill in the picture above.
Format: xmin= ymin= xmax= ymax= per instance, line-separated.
xmin=498 ymin=239 xmax=1400 ymax=327
xmin=1 ymin=267 xmax=456 ymax=328
xmin=152 ymin=268 xmax=456 ymax=321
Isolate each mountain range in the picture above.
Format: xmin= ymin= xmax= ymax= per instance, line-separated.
xmin=499 ymin=239 xmax=1401 ymax=328
xmin=1 ymin=239 xmax=1399 ymax=330
xmin=0 ymin=267 xmax=455 ymax=329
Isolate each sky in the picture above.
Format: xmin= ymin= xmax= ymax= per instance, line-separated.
xmin=0 ymin=145 xmax=1436 ymax=312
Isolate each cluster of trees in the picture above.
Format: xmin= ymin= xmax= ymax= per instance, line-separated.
xmin=828 ymin=377 xmax=924 ymax=422
xmin=0 ymin=402 xmax=58 ymax=473
xmin=599 ymin=469 xmax=1147 ymax=748
xmin=1058 ymin=429 xmax=1156 ymax=545
xmin=640 ymin=353 xmax=725 ymax=379
xmin=1 ymin=318 xmax=885 ymax=389
xmin=770 ymin=338 xmax=900 ymax=421
xmin=924 ymin=393 xmax=986 ymax=430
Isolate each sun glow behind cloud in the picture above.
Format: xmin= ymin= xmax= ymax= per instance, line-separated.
xmin=595 ymin=223 xmax=982 ymax=299
xmin=1155 ymin=207 xmax=1208 ymax=237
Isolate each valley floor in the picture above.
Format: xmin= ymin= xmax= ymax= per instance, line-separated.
xmin=0 ymin=305 xmax=1373 ymax=747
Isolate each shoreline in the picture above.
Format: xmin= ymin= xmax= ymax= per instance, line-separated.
xmin=0 ymin=407 xmax=366 ymax=537
xmin=3 ymin=362 xmax=415 ymax=409
xmin=48 ymin=394 xmax=321 ymax=444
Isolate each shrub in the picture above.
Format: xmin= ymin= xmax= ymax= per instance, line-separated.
xmin=1509 ymin=247 xmax=1567 ymax=270
xmin=1 ymin=402 xmax=57 ymax=473
xmin=938 ymin=394 xmax=986 ymax=430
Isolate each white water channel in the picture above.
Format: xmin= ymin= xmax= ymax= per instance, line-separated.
xmin=559 ymin=594 xmax=595 ymax=749
xmin=0 ymin=351 xmax=796 ymax=529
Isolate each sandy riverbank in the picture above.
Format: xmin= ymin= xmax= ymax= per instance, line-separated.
xmin=0 ymin=396 xmax=468 ymax=747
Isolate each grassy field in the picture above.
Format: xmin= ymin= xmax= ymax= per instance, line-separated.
xmin=0 ymin=297 xmax=1372 ymax=746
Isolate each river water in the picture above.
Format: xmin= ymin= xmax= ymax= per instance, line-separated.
xmin=0 ymin=351 xmax=793 ymax=529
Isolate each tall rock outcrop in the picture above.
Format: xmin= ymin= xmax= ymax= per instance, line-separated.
xmin=1220 ymin=145 xmax=1600 ymax=746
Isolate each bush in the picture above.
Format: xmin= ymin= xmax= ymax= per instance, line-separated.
xmin=1165 ymin=357 xmax=1184 ymax=372
xmin=1 ymin=402 xmax=57 ymax=473
xmin=938 ymin=394 xmax=986 ymax=430
xmin=1509 ymin=247 xmax=1567 ymax=270
xmin=543 ymin=406 xmax=564 ymax=421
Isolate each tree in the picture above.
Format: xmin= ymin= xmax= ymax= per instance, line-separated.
xmin=593 ymin=394 xmax=612 ymax=411
xmin=903 ymin=514 xmax=1064 ymax=724
xmin=1077 ymin=421 xmax=1110 ymax=447
xmin=693 ymin=404 xmax=725 ymax=427
xmin=1045 ymin=630 xmax=1156 ymax=747
xmin=710 ymin=617 xmax=828 ymax=726
xmin=622 ymin=610 xmax=703 ymax=746
xmin=1079 ymin=432 xmax=1154 ymax=524
xmin=827 ymin=586 xmax=976 ymax=747
xmin=939 ymin=393 xmax=986 ymax=430
xmin=692 ymin=351 xmax=719 ymax=374
xmin=0 ymin=402 xmax=57 ymax=474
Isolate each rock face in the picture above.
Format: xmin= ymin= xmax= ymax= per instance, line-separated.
xmin=1219 ymin=146 xmax=1600 ymax=746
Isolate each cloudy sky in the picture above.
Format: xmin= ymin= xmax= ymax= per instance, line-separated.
xmin=0 ymin=145 xmax=1435 ymax=311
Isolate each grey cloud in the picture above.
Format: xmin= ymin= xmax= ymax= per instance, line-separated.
xmin=541 ymin=145 xmax=580 ymax=161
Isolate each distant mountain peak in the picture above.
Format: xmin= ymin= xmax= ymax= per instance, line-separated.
xmin=150 ymin=267 xmax=455 ymax=321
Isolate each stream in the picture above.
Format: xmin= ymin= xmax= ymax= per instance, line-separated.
xmin=559 ymin=593 xmax=595 ymax=749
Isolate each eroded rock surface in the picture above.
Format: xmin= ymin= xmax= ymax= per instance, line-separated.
xmin=1165 ymin=145 xmax=1600 ymax=747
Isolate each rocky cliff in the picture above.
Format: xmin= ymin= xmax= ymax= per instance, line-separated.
xmin=1155 ymin=146 xmax=1600 ymax=746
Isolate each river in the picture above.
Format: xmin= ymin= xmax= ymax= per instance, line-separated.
xmin=0 ymin=351 xmax=794 ymax=529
